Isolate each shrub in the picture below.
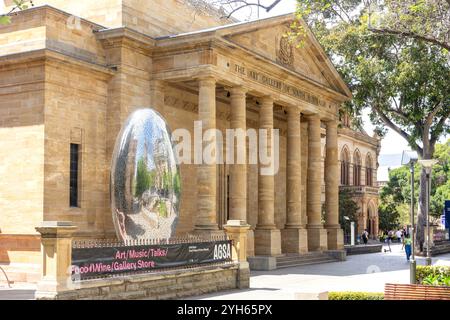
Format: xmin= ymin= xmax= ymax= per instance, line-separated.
xmin=416 ymin=266 xmax=450 ymax=286
xmin=328 ymin=292 xmax=384 ymax=300
xmin=422 ymin=274 xmax=450 ymax=286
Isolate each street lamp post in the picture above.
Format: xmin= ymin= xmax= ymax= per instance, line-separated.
xmin=402 ymin=150 xmax=418 ymax=284
xmin=418 ymin=159 xmax=439 ymax=266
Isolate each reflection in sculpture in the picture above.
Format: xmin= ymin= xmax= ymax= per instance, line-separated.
xmin=111 ymin=109 xmax=180 ymax=241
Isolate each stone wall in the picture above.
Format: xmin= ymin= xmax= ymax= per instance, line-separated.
xmin=7 ymin=0 xmax=233 ymax=37
xmin=41 ymin=264 xmax=241 ymax=300
xmin=43 ymin=60 xmax=110 ymax=237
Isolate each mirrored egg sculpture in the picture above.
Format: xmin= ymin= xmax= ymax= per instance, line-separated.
xmin=111 ymin=108 xmax=180 ymax=241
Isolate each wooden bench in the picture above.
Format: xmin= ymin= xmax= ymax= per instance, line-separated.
xmin=385 ymin=283 xmax=450 ymax=300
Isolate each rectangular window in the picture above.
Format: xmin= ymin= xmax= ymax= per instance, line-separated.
xmin=70 ymin=143 xmax=80 ymax=207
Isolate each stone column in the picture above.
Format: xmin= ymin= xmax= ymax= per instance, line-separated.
xmin=374 ymin=210 xmax=379 ymax=238
xmin=306 ymin=114 xmax=328 ymax=251
xmin=325 ymin=120 xmax=344 ymax=250
xmin=35 ymin=221 xmax=77 ymax=300
xmin=254 ymin=96 xmax=281 ymax=256
xmin=229 ymin=86 xmax=254 ymax=256
xmin=229 ymin=86 xmax=247 ymax=222
xmin=149 ymin=79 xmax=165 ymax=114
xmin=358 ymin=200 xmax=367 ymax=235
xmin=194 ymin=77 xmax=219 ymax=234
xmin=281 ymin=106 xmax=308 ymax=253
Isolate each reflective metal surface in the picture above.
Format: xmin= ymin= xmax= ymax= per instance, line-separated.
xmin=111 ymin=109 xmax=180 ymax=241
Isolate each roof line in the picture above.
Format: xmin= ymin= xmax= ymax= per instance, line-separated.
xmin=155 ymin=12 xmax=294 ymax=40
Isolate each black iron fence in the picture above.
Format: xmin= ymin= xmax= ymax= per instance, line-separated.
xmin=71 ymin=235 xmax=233 ymax=281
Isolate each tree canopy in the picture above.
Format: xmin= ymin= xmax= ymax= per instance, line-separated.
xmin=339 ymin=189 xmax=359 ymax=235
xmin=295 ymin=0 xmax=449 ymax=159
xmin=0 ymin=1 xmax=33 ymax=25
xmin=380 ymin=139 xmax=450 ymax=224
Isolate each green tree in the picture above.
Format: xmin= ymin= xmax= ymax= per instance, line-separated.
xmin=380 ymin=139 xmax=450 ymax=232
xmin=430 ymin=140 xmax=450 ymax=215
xmin=0 ymin=1 xmax=33 ymax=25
xmin=378 ymin=196 xmax=401 ymax=233
xmin=339 ymin=189 xmax=359 ymax=236
xmin=294 ymin=0 xmax=449 ymax=252
xmin=135 ymin=158 xmax=153 ymax=198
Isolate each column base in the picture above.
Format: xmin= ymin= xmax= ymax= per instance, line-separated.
xmin=326 ymin=226 xmax=344 ymax=250
xmin=307 ymin=225 xmax=328 ymax=252
xmin=254 ymin=228 xmax=282 ymax=256
xmin=281 ymin=227 xmax=308 ymax=254
xmin=247 ymin=229 xmax=255 ymax=257
xmin=248 ymin=256 xmax=277 ymax=271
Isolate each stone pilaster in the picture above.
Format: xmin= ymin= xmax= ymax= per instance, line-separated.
xmin=149 ymin=79 xmax=165 ymax=114
xmin=229 ymin=86 xmax=253 ymax=255
xmin=325 ymin=120 xmax=343 ymax=250
xmin=306 ymin=114 xmax=327 ymax=251
xmin=281 ymin=106 xmax=308 ymax=254
xmin=254 ymin=96 xmax=281 ymax=256
xmin=194 ymin=77 xmax=219 ymax=234
xmin=35 ymin=221 xmax=77 ymax=300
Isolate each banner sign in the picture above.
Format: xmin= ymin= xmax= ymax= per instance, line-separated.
xmin=71 ymin=240 xmax=232 ymax=280
xmin=445 ymin=200 xmax=450 ymax=229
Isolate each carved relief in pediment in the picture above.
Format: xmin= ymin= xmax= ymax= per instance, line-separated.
xmin=277 ymin=36 xmax=294 ymax=67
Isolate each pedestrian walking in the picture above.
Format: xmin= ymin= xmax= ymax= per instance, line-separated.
xmin=384 ymin=230 xmax=393 ymax=252
xmin=362 ymin=229 xmax=369 ymax=245
xmin=401 ymin=229 xmax=406 ymax=251
xmin=404 ymin=234 xmax=412 ymax=261
xmin=396 ymin=229 xmax=402 ymax=243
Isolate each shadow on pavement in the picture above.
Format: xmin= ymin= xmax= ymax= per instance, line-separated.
xmin=0 ymin=289 xmax=35 ymax=300
xmin=251 ymin=246 xmax=449 ymax=277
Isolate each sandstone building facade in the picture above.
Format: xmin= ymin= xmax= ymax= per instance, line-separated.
xmin=0 ymin=0 xmax=379 ymax=282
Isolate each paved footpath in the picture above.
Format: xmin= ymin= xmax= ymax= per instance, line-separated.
xmin=1 ymin=243 xmax=449 ymax=300
xmin=190 ymin=243 xmax=450 ymax=300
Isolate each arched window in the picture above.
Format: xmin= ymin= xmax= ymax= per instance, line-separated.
xmin=353 ymin=150 xmax=362 ymax=186
xmin=366 ymin=154 xmax=373 ymax=186
xmin=340 ymin=147 xmax=350 ymax=185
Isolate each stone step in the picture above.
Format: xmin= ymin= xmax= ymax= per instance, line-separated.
xmin=277 ymin=254 xmax=330 ymax=263
xmin=277 ymin=258 xmax=337 ymax=269
xmin=277 ymin=257 xmax=333 ymax=266
xmin=276 ymin=252 xmax=339 ymax=268
xmin=277 ymin=252 xmax=334 ymax=261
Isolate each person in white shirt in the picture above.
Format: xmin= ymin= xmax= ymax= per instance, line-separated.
xmin=396 ymin=230 xmax=403 ymax=243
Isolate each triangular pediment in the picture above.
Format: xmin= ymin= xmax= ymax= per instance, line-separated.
xmin=219 ymin=15 xmax=351 ymax=98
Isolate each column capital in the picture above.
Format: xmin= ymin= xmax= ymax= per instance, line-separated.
xmin=229 ymin=85 xmax=248 ymax=96
xmin=305 ymin=113 xmax=321 ymax=121
xmin=285 ymin=105 xmax=301 ymax=116
xmin=197 ymin=75 xmax=217 ymax=85
xmin=325 ymin=118 xmax=338 ymax=126
xmin=259 ymin=95 xmax=274 ymax=105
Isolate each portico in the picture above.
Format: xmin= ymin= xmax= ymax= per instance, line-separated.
xmin=138 ymin=14 xmax=351 ymax=261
